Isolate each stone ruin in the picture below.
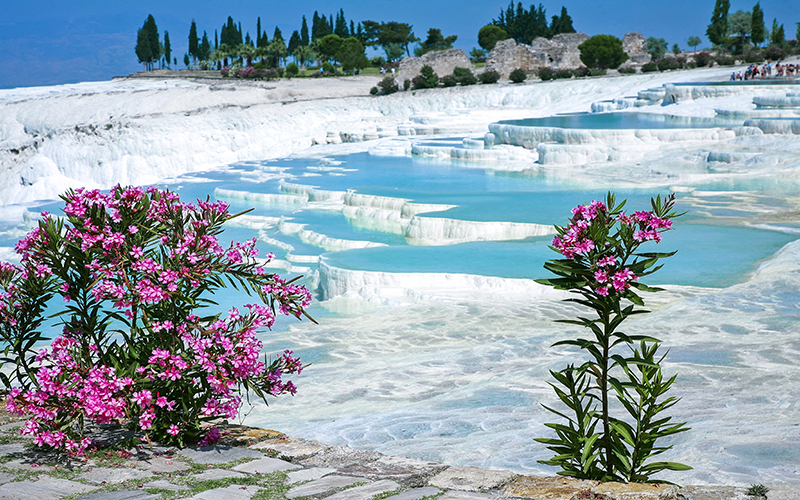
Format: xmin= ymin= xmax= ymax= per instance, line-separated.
xmin=621 ymin=32 xmax=651 ymax=65
xmin=396 ymin=49 xmax=474 ymax=84
xmin=484 ymin=32 xmax=652 ymax=77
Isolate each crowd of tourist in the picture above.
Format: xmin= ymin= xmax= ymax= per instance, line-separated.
xmin=731 ymin=61 xmax=799 ymax=80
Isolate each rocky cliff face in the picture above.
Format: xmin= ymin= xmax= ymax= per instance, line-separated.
xmin=396 ymin=49 xmax=473 ymax=84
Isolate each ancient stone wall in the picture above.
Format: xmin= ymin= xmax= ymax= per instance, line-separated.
xmin=485 ymin=32 xmax=653 ymax=77
xmin=484 ymin=33 xmax=589 ymax=77
xmin=621 ymin=32 xmax=651 ymax=65
xmin=396 ymin=49 xmax=473 ymax=84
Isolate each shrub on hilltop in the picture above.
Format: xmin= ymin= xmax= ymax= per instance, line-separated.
xmin=412 ymin=65 xmax=439 ymax=90
xmin=479 ymin=69 xmax=500 ymax=84
xmin=509 ymin=68 xmax=527 ymax=83
xmin=453 ymin=67 xmax=478 ymax=86
xmin=693 ymin=51 xmax=713 ymax=67
xmin=285 ymin=62 xmax=299 ymax=77
xmin=578 ymin=34 xmax=628 ymax=69
xmin=440 ymin=74 xmax=458 ymax=87
xmin=377 ymin=76 xmax=399 ymax=95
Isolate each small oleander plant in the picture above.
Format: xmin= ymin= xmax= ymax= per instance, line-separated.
xmin=535 ymin=193 xmax=690 ymax=483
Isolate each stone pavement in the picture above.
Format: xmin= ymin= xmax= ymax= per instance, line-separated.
xmin=0 ymin=419 xmax=796 ymax=500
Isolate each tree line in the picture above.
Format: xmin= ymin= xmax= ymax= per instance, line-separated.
xmin=706 ymin=0 xmax=798 ymax=54
xmin=134 ymin=10 xmax=457 ymax=74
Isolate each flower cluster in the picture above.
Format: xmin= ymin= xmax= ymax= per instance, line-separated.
xmin=2 ymin=185 xmax=312 ymax=454
xmin=551 ymin=196 xmax=677 ymax=297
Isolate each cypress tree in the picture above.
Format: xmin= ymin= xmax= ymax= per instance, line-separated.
xmin=214 ymin=30 xmax=218 ymax=50
xmin=707 ymin=0 xmax=730 ymax=46
xmin=188 ymin=21 xmax=199 ymax=64
xmin=301 ymin=16 xmax=309 ymax=46
xmin=135 ymin=27 xmax=152 ymax=70
xmin=750 ymin=2 xmax=766 ymax=46
xmin=200 ymin=32 xmax=211 ymax=61
xmin=288 ymin=31 xmax=301 ymax=55
xmin=238 ymin=22 xmax=244 ymax=45
xmin=335 ymin=9 xmax=348 ymax=37
xmin=257 ymin=17 xmax=262 ymax=46
xmin=145 ymin=15 xmax=160 ymax=69
xmin=164 ymin=31 xmax=171 ymax=68
xmin=273 ymin=26 xmax=284 ymax=43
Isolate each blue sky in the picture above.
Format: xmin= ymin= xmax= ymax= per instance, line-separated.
xmin=1 ymin=0 xmax=797 ymax=89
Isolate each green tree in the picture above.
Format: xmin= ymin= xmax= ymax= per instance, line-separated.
xmin=312 ymin=11 xmax=331 ymax=41
xmin=645 ymin=37 xmax=667 ymax=60
xmin=135 ymin=15 xmax=159 ymax=71
xmin=707 ymin=0 xmax=730 ymax=46
xmin=292 ymin=44 xmax=315 ymax=68
xmin=384 ymin=43 xmax=405 ymax=62
xmin=334 ymin=9 xmax=349 ymax=38
xmin=493 ymin=2 xmax=550 ymax=44
xmin=163 ymin=32 xmax=171 ymax=68
xmin=200 ymin=32 xmax=211 ymax=62
xmin=135 ymin=27 xmax=152 ymax=70
xmin=687 ymin=36 xmax=701 ymax=51
xmin=188 ymin=20 xmax=199 ymax=66
xmin=288 ymin=30 xmax=302 ymax=56
xmin=750 ymin=3 xmax=766 ymax=46
xmin=478 ymin=24 xmax=510 ymax=51
xmin=578 ymin=34 xmax=628 ymax=69
xmin=362 ymin=21 xmax=418 ymax=58
xmin=415 ymin=28 xmax=457 ymax=56
xmin=317 ymin=34 xmax=343 ymax=63
xmin=770 ymin=19 xmax=785 ymax=46
xmin=672 ymin=43 xmax=681 ymax=55
xmin=238 ymin=44 xmax=256 ymax=66
xmin=301 ymin=16 xmax=310 ymax=46
xmin=183 ymin=53 xmax=190 ymax=68
xmin=728 ymin=10 xmax=752 ymax=51
xmin=550 ymin=6 xmax=575 ymax=36
xmin=336 ymin=37 xmax=368 ymax=73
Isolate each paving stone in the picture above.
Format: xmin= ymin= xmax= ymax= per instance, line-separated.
xmin=251 ymin=435 xmax=332 ymax=460
xmin=193 ymin=469 xmax=247 ymax=481
xmin=324 ymin=479 xmax=401 ymax=500
xmin=429 ymin=466 xmax=517 ymax=493
xmin=134 ymin=456 xmax=191 ymax=472
xmin=0 ymin=444 xmax=26 ymax=456
xmin=764 ymin=487 xmax=800 ymax=500
xmin=73 ymin=491 xmax=159 ymax=500
xmin=143 ymin=479 xmax=190 ymax=491
xmin=591 ymin=481 xmax=678 ymax=500
xmin=337 ymin=454 xmax=446 ymax=486
xmin=286 ymin=474 xmax=365 ymax=498
xmin=439 ymin=491 xmax=497 ymax=500
xmin=180 ymin=446 xmax=265 ymax=465
xmin=299 ymin=445 xmax=383 ymax=470
xmin=0 ymin=475 xmax=97 ymax=499
xmin=79 ymin=466 xmax=153 ymax=484
xmin=0 ymin=423 xmax=24 ymax=433
xmin=677 ymin=486 xmax=749 ymax=500
xmin=387 ymin=486 xmax=442 ymax=500
xmin=286 ymin=467 xmax=338 ymax=484
xmin=189 ymin=484 xmax=261 ymax=500
xmin=232 ymin=456 xmax=302 ymax=474
xmin=503 ymin=475 xmax=597 ymax=499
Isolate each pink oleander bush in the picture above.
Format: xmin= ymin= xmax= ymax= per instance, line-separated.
xmin=535 ymin=193 xmax=690 ymax=483
xmin=0 ymin=186 xmax=312 ymax=454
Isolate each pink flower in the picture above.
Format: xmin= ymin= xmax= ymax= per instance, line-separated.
xmin=166 ymin=424 xmax=180 ymax=436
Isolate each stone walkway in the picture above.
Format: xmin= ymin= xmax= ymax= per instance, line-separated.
xmin=0 ymin=419 xmax=795 ymax=500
